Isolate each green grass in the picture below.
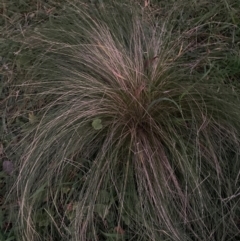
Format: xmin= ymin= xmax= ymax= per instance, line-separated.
xmin=1 ymin=0 xmax=240 ymax=240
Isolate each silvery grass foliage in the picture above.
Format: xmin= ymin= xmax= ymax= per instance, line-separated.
xmin=8 ymin=1 xmax=240 ymax=240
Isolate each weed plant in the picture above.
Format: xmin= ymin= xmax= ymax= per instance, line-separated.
xmin=3 ymin=0 xmax=240 ymax=240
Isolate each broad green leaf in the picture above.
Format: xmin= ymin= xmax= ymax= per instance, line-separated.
xmin=94 ymin=204 xmax=109 ymax=219
xmin=97 ymin=190 xmax=111 ymax=204
xmin=122 ymin=213 xmax=131 ymax=226
xmin=92 ymin=118 xmax=103 ymax=130
xmin=36 ymin=211 xmax=50 ymax=227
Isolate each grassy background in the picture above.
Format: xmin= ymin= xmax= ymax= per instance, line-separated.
xmin=1 ymin=0 xmax=240 ymax=240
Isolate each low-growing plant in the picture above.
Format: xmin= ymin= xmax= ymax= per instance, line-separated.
xmin=4 ymin=0 xmax=240 ymax=240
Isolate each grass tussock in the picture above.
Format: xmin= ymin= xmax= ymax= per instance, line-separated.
xmin=4 ymin=1 xmax=240 ymax=240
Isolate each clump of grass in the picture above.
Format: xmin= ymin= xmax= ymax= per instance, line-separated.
xmin=6 ymin=1 xmax=240 ymax=240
